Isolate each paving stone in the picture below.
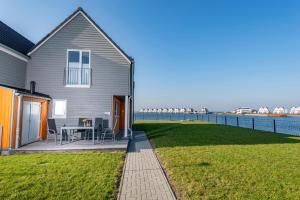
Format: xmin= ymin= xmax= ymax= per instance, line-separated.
xmin=118 ymin=132 xmax=176 ymax=200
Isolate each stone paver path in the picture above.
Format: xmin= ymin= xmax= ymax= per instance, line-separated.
xmin=118 ymin=131 xmax=176 ymax=200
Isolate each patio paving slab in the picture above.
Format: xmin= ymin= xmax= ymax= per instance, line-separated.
xmin=14 ymin=139 xmax=128 ymax=152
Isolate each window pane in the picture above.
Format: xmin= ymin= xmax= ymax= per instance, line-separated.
xmin=82 ymin=51 xmax=89 ymax=66
xmin=53 ymin=100 xmax=66 ymax=118
xmin=68 ymin=51 xmax=80 ymax=85
xmin=68 ymin=51 xmax=80 ymax=63
xmin=81 ymin=51 xmax=90 ymax=85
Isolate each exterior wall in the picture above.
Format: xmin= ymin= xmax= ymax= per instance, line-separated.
xmin=26 ymin=13 xmax=130 ymax=128
xmin=0 ymin=50 xmax=27 ymax=88
xmin=0 ymin=87 xmax=13 ymax=149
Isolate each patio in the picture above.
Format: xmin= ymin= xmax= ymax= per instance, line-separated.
xmin=14 ymin=133 xmax=129 ymax=153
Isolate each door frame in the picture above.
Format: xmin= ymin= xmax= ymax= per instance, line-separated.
xmin=112 ymin=96 xmax=125 ymax=133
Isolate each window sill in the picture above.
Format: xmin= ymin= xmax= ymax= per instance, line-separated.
xmin=65 ymin=85 xmax=91 ymax=88
xmin=52 ymin=115 xmax=66 ymax=119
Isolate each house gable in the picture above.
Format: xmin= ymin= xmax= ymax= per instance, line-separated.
xmin=27 ymin=7 xmax=132 ymax=64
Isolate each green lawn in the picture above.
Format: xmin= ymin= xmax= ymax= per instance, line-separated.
xmin=0 ymin=152 xmax=124 ymax=200
xmin=135 ymin=121 xmax=300 ymax=200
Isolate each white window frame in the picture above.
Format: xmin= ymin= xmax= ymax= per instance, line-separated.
xmin=66 ymin=49 xmax=91 ymax=88
xmin=52 ymin=99 xmax=67 ymax=119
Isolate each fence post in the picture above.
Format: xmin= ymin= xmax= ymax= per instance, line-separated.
xmin=143 ymin=112 xmax=145 ymax=120
xmin=216 ymin=115 xmax=218 ymax=124
xmin=252 ymin=118 xmax=255 ymax=130
xmin=273 ymin=119 xmax=276 ymax=133
xmin=237 ymin=117 xmax=239 ymax=127
xmin=225 ymin=116 xmax=227 ymax=125
xmin=202 ymin=114 xmax=203 ymax=121
xmin=208 ymin=114 xmax=210 ymax=122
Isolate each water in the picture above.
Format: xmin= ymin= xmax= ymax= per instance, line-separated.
xmin=134 ymin=113 xmax=300 ymax=136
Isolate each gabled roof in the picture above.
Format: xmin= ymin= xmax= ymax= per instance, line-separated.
xmin=28 ymin=7 xmax=133 ymax=64
xmin=0 ymin=21 xmax=34 ymax=55
xmin=0 ymin=84 xmax=51 ymax=99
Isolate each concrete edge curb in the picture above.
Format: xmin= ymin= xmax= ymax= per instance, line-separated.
xmin=117 ymin=138 xmax=131 ymax=200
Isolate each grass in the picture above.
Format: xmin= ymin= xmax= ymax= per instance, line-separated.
xmin=0 ymin=152 xmax=125 ymax=200
xmin=135 ymin=121 xmax=300 ymax=200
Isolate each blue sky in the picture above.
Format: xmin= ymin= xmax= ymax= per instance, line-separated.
xmin=1 ymin=0 xmax=300 ymax=111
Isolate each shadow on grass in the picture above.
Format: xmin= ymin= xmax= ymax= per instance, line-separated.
xmin=134 ymin=122 xmax=300 ymax=148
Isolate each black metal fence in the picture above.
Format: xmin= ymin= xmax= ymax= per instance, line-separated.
xmin=134 ymin=113 xmax=300 ymax=136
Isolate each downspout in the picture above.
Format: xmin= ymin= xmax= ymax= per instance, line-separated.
xmin=131 ymin=60 xmax=135 ymax=125
xmin=9 ymin=90 xmax=16 ymax=149
xmin=128 ymin=96 xmax=133 ymax=138
xmin=15 ymin=94 xmax=23 ymax=148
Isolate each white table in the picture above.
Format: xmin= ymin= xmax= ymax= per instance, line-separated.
xmin=60 ymin=126 xmax=95 ymax=145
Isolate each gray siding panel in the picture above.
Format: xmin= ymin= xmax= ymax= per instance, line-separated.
xmin=0 ymin=50 xmax=26 ymax=88
xmin=26 ymin=13 xmax=130 ymax=128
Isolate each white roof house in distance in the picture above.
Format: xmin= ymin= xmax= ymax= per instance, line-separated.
xmin=258 ymin=107 xmax=270 ymax=114
xmin=168 ymin=108 xmax=174 ymax=113
xmin=162 ymin=108 xmax=168 ymax=113
xmin=174 ymin=108 xmax=180 ymax=113
xmin=180 ymin=108 xmax=186 ymax=113
xmin=273 ymin=107 xmax=287 ymax=114
xmin=290 ymin=107 xmax=300 ymax=115
xmin=200 ymin=107 xmax=209 ymax=114
xmin=186 ymin=108 xmax=194 ymax=113
xmin=157 ymin=108 xmax=163 ymax=113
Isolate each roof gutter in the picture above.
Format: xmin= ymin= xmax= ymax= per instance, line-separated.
xmin=15 ymin=92 xmax=51 ymax=101
xmin=0 ymin=43 xmax=29 ymax=62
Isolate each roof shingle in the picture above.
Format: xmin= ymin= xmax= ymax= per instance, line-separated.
xmin=0 ymin=21 xmax=34 ymax=55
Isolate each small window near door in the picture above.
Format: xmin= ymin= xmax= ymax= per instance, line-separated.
xmin=52 ymin=100 xmax=67 ymax=118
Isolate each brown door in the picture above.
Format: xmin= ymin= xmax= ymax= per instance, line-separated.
xmin=113 ymin=96 xmax=125 ymax=133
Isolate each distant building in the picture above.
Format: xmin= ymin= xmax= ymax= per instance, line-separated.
xmin=258 ymin=107 xmax=270 ymax=114
xmin=162 ymin=108 xmax=168 ymax=113
xmin=200 ymin=107 xmax=209 ymax=114
xmin=157 ymin=108 xmax=163 ymax=113
xmin=186 ymin=108 xmax=194 ymax=113
xmin=168 ymin=108 xmax=174 ymax=113
xmin=180 ymin=108 xmax=186 ymax=113
xmin=290 ymin=107 xmax=300 ymax=115
xmin=235 ymin=107 xmax=254 ymax=114
xmin=273 ymin=107 xmax=287 ymax=114
xmin=174 ymin=108 xmax=180 ymax=113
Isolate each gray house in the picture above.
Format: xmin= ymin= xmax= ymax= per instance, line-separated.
xmin=0 ymin=21 xmax=34 ymax=88
xmin=0 ymin=7 xmax=134 ymax=140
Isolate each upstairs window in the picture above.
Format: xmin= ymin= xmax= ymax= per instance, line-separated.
xmin=66 ymin=50 xmax=91 ymax=87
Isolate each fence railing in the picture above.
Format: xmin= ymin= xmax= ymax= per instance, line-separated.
xmin=134 ymin=113 xmax=300 ymax=136
xmin=64 ymin=68 xmax=91 ymax=86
